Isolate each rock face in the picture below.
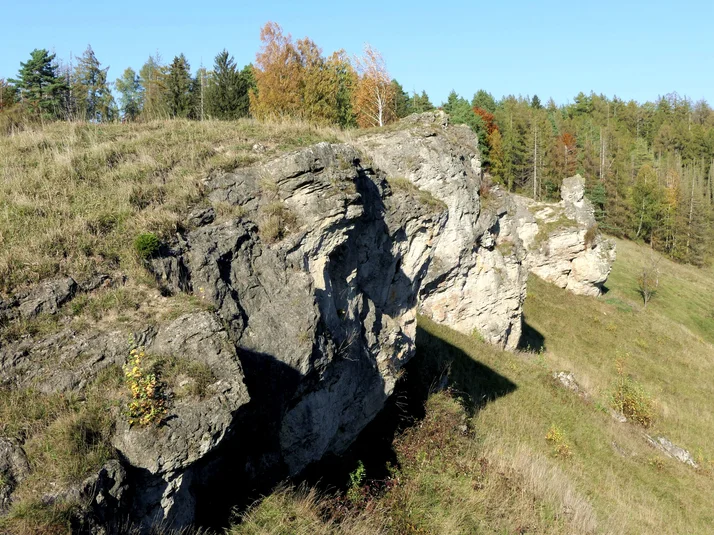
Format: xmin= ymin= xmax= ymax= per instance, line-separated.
xmin=512 ymin=175 xmax=616 ymax=297
xmin=358 ymin=112 xmax=527 ymax=349
xmin=0 ymin=114 xmax=617 ymax=532
xmin=129 ymin=142 xmax=445 ymax=527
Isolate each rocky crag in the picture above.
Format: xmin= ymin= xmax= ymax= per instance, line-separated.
xmin=0 ymin=112 xmax=614 ymax=532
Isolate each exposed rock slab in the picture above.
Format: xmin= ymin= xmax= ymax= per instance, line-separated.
xmin=513 ymin=175 xmax=616 ymax=297
xmin=358 ymin=111 xmax=527 ymax=349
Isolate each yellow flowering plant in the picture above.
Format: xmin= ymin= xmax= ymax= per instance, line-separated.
xmin=123 ymin=347 xmax=168 ymax=426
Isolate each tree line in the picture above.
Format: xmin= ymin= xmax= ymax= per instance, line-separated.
xmin=2 ymin=22 xmax=713 ymax=264
xmin=0 ymin=22 xmax=433 ymax=128
xmin=441 ymin=90 xmax=714 ymax=265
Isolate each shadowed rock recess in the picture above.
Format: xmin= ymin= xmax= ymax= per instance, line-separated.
xmin=0 ymin=113 xmax=614 ymax=532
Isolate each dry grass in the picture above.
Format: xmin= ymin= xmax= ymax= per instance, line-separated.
xmin=0 ymin=118 xmax=344 ymax=296
xmin=0 ymin=366 xmax=123 ymax=534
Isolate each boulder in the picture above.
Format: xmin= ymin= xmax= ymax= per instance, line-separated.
xmin=513 ymin=175 xmax=616 ymax=297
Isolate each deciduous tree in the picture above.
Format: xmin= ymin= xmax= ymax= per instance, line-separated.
xmin=115 ymin=67 xmax=142 ymax=121
xmin=352 ymin=44 xmax=395 ymax=128
xmin=72 ymin=45 xmax=115 ymax=122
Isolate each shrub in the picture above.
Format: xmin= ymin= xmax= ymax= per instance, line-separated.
xmin=584 ymin=223 xmax=598 ymax=249
xmin=610 ymin=356 xmax=654 ymax=427
xmin=545 ymin=424 xmax=573 ymax=458
xmin=347 ymin=460 xmax=366 ymax=504
xmin=123 ymin=347 xmax=168 ymax=426
xmin=133 ymin=232 xmax=160 ymax=260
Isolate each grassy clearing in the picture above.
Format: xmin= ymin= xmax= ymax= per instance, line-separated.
xmin=229 ymin=237 xmax=714 ymax=535
xmin=0 ymin=119 xmax=343 ymax=296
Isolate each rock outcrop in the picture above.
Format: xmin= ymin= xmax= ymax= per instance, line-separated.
xmin=358 ymin=112 xmax=527 ymax=349
xmin=512 ymin=175 xmax=616 ymax=297
xmin=0 ymin=114 xmax=616 ymax=532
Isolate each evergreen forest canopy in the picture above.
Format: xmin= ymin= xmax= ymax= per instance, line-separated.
xmin=1 ymin=22 xmax=713 ymax=265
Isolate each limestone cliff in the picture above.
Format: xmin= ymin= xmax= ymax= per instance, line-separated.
xmin=512 ymin=175 xmax=616 ymax=297
xmin=0 ymin=114 xmax=615 ymax=532
xmin=358 ymin=112 xmax=527 ymax=349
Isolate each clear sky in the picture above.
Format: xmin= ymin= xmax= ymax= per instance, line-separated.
xmin=4 ymin=0 xmax=714 ymax=106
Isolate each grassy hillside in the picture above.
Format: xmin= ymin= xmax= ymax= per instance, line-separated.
xmin=231 ymin=238 xmax=714 ymax=535
xmin=0 ymin=119 xmax=344 ymax=297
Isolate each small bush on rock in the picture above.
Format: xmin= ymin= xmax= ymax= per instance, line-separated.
xmin=123 ymin=347 xmax=168 ymax=426
xmin=133 ymin=232 xmax=160 ymax=260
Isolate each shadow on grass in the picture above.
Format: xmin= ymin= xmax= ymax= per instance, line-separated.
xmin=518 ymin=318 xmax=546 ymax=353
xmin=300 ymin=324 xmax=517 ymax=493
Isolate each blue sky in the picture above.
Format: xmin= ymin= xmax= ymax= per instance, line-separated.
xmin=4 ymin=0 xmax=713 ymax=106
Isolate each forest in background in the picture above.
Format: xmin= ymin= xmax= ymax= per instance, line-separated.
xmin=2 ymin=22 xmax=713 ymax=265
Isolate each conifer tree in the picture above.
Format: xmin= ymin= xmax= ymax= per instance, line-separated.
xmin=205 ymin=51 xmax=252 ymax=120
xmin=73 ymin=45 xmax=115 ymax=122
xmin=328 ymin=51 xmax=356 ymax=128
xmin=392 ymin=80 xmax=411 ymax=118
xmin=166 ymin=54 xmax=194 ymax=118
xmin=410 ymin=91 xmax=434 ymax=113
xmin=0 ymin=79 xmax=16 ymax=111
xmin=10 ymin=49 xmax=68 ymax=119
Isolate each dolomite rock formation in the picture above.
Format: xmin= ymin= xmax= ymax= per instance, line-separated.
xmin=358 ymin=112 xmax=528 ymax=349
xmin=0 ymin=114 xmax=616 ymax=532
xmin=513 ymin=175 xmax=616 ymax=297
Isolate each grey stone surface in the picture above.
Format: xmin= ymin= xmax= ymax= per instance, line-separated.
xmin=17 ymin=276 xmax=77 ymax=318
xmin=358 ymin=111 xmax=527 ymax=349
xmin=644 ymin=434 xmax=699 ymax=468
xmin=0 ymin=438 xmax=30 ymax=514
xmin=512 ymin=175 xmax=616 ymax=297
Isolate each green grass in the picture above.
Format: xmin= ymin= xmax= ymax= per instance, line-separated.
xmin=228 ymin=237 xmax=714 ymax=535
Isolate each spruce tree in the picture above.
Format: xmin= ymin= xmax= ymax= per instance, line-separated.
xmin=166 ymin=54 xmax=194 ymax=118
xmin=206 ymin=50 xmax=250 ymax=120
xmin=10 ymin=49 xmax=68 ymax=119
xmin=391 ymin=79 xmax=411 ymax=118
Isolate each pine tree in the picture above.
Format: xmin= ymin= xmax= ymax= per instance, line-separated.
xmin=73 ymin=45 xmax=115 ymax=122
xmin=10 ymin=49 xmax=68 ymax=119
xmin=115 ymin=67 xmax=142 ymax=120
xmin=166 ymin=54 xmax=194 ymax=118
xmin=392 ymin=79 xmax=411 ymax=118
